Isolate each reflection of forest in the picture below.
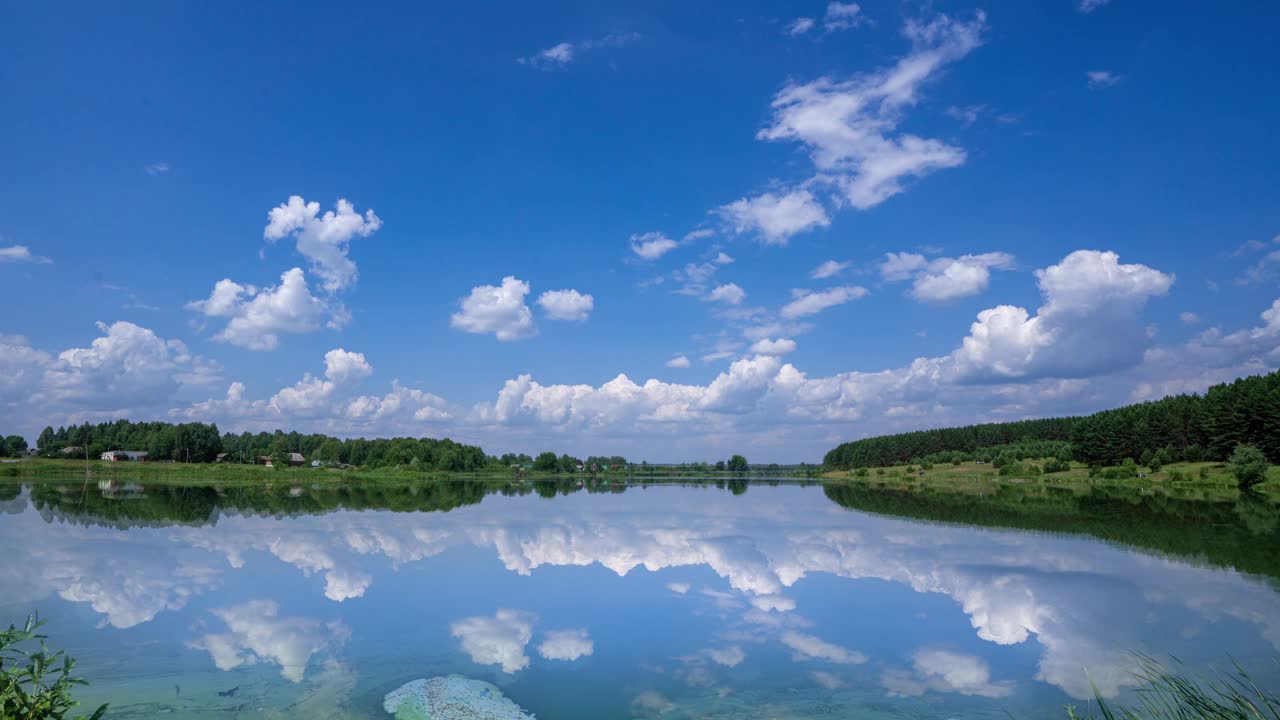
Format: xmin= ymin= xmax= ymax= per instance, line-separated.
xmin=21 ymin=478 xmax=635 ymax=529
xmin=16 ymin=476 xmax=1279 ymax=582
xmin=19 ymin=476 xmax=775 ymax=529
xmin=824 ymin=480 xmax=1280 ymax=581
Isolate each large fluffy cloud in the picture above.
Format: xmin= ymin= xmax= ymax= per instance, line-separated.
xmin=263 ymin=196 xmax=382 ymax=292
xmin=188 ymin=600 xmax=349 ymax=682
xmin=450 ymin=609 xmax=537 ymax=673
xmin=950 ymin=250 xmax=1173 ymax=381
xmin=1 ymin=322 xmax=219 ymax=433
xmin=270 ymin=349 xmax=372 ymax=415
xmin=186 ymin=267 xmax=345 ymax=350
xmin=451 ymin=276 xmax=537 ymax=341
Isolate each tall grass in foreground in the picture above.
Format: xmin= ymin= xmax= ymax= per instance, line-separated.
xmin=1067 ymin=655 xmax=1280 ymax=720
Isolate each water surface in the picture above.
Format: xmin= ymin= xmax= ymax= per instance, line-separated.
xmin=2 ymin=480 xmax=1278 ymax=719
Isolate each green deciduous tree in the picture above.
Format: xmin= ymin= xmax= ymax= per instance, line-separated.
xmin=1228 ymin=444 xmax=1270 ymax=490
xmin=533 ymin=452 xmax=559 ymax=472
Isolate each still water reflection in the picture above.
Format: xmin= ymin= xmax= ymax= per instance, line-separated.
xmin=1 ymin=480 xmax=1277 ymax=718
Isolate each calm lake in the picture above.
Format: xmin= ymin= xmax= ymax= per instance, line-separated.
xmin=2 ymin=479 xmax=1278 ymax=719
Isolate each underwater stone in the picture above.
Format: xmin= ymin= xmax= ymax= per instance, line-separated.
xmin=383 ymin=675 xmax=535 ymax=720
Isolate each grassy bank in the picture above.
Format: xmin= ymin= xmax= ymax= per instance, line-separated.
xmin=0 ymin=453 xmax=491 ymax=481
xmin=0 ymin=457 xmax=821 ymax=486
xmin=821 ymin=457 xmax=1280 ymax=497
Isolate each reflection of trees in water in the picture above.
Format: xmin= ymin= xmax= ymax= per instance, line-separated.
xmin=823 ymin=481 xmax=1280 ymax=580
xmin=19 ymin=476 xmax=806 ymax=529
xmin=25 ymin=481 xmax=489 ymax=529
xmin=21 ymin=478 xmax=614 ymax=529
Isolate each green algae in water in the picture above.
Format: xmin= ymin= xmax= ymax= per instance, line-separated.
xmin=384 ymin=675 xmax=534 ymax=720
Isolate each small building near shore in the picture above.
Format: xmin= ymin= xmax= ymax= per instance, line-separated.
xmin=100 ymin=450 xmax=148 ymax=462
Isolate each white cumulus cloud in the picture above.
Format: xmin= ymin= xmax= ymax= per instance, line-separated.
xmin=538 ymin=629 xmax=594 ymax=661
xmin=882 ymin=650 xmax=1013 ymax=698
xmin=187 ymin=601 xmax=348 ymax=683
xmin=269 ymin=348 xmax=372 ymax=416
xmin=950 ymin=250 xmax=1173 ymax=381
xmin=451 ymin=276 xmax=537 ymax=341
xmin=537 ymin=289 xmax=594 ymax=321
xmin=186 ymin=267 xmax=343 ymax=351
xmin=718 ymin=189 xmax=830 ymax=245
xmin=451 ymin=609 xmax=537 ymax=674
xmin=263 ymin=196 xmax=382 ymax=293
xmin=750 ymin=338 xmax=797 ymax=355
xmin=706 ymin=283 xmax=747 ymax=306
xmin=880 ymin=252 xmax=1015 ymax=303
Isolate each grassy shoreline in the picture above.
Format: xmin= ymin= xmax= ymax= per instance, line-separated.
xmin=0 ymin=457 xmax=818 ymax=486
xmin=820 ymin=457 xmax=1280 ymax=497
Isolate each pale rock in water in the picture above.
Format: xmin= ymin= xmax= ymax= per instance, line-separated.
xmin=383 ymin=675 xmax=535 ymax=720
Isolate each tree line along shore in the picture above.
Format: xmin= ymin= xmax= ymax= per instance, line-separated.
xmin=822 ymin=369 xmax=1278 ymax=490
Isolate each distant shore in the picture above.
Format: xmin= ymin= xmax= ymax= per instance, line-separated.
xmin=0 ymin=457 xmax=818 ymax=485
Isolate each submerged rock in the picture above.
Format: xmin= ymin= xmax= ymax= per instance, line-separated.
xmin=383 ymin=675 xmax=535 ymax=720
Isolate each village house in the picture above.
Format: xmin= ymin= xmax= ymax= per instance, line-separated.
xmin=256 ymin=452 xmax=307 ymax=467
xmin=100 ymin=450 xmax=149 ymax=462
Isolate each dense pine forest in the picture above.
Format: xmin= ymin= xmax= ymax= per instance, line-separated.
xmin=823 ymin=369 xmax=1280 ymax=470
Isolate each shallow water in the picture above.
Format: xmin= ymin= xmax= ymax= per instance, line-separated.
xmin=2 ymin=480 xmax=1278 ymax=719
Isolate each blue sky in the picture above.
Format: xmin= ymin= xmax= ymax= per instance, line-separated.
xmin=2 ymin=0 xmax=1278 ymax=461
